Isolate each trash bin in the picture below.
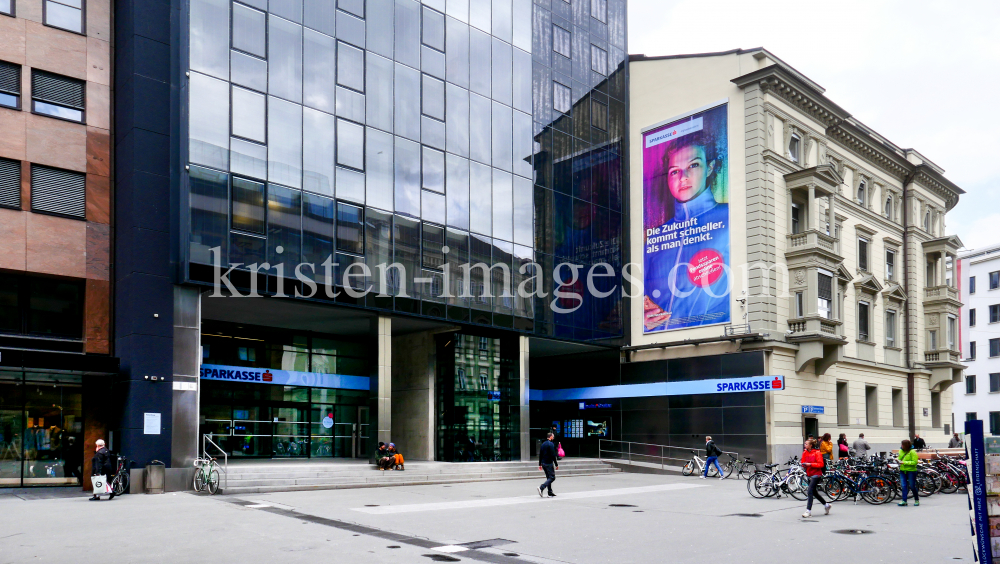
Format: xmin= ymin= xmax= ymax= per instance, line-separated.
xmin=145 ymin=460 xmax=165 ymax=494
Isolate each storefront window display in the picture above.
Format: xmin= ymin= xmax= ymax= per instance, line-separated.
xmin=0 ymin=370 xmax=84 ymax=486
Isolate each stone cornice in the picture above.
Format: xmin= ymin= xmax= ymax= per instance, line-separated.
xmin=913 ymin=168 xmax=963 ymax=211
xmin=825 ymin=123 xmax=911 ymax=181
xmin=734 ymin=65 xmax=849 ymax=128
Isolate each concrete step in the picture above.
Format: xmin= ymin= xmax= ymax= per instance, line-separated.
xmin=223 ymin=460 xmax=605 ymax=475
xmin=224 ymin=467 xmax=618 ymax=488
xmin=224 ymin=464 xmax=613 ymax=481
xmin=219 ymin=467 xmax=621 ymax=495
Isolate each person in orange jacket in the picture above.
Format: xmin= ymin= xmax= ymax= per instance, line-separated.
xmin=819 ymin=433 xmax=833 ymax=464
xmin=388 ymin=443 xmax=404 ymax=470
xmin=801 ymin=439 xmax=831 ymax=518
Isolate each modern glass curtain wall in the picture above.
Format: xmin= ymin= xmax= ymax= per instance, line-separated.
xmin=184 ymin=0 xmax=626 ymax=340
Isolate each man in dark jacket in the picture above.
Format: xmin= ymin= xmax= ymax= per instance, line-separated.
xmin=537 ymin=432 xmax=559 ymax=497
xmin=89 ymin=439 xmax=115 ymax=501
xmin=702 ymin=436 xmax=724 ymax=479
xmin=912 ymin=434 xmax=927 ymax=450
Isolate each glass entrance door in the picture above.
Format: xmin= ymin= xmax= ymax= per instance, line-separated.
xmin=357 ymin=406 xmax=369 ymax=459
xmin=272 ymin=405 xmax=309 ymax=457
xmin=310 ymin=404 xmax=335 ymax=457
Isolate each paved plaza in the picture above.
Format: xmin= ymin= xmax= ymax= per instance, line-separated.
xmin=0 ymin=471 xmax=972 ymax=564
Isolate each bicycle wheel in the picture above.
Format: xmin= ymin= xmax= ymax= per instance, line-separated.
xmin=706 ymin=463 xmax=719 ymax=478
xmin=787 ymin=475 xmax=809 ymax=501
xmin=747 ymin=472 xmax=770 ymax=498
xmin=859 ymin=476 xmax=893 ymax=505
xmin=193 ymin=468 xmax=205 ymax=492
xmin=916 ymin=472 xmax=937 ymax=497
xmin=738 ymin=462 xmax=756 ymax=480
xmin=207 ymin=466 xmax=221 ymax=495
xmin=722 ymin=461 xmax=734 ymax=479
xmin=112 ymin=474 xmax=127 ymax=495
xmin=681 ymin=461 xmax=694 ymax=476
xmin=822 ymin=476 xmax=848 ymax=501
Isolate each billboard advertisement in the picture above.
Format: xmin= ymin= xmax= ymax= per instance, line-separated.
xmin=642 ymin=103 xmax=730 ymax=333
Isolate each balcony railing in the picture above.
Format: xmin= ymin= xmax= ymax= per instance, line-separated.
xmin=924 ymin=285 xmax=958 ymax=301
xmin=787 ymin=230 xmax=838 ymax=254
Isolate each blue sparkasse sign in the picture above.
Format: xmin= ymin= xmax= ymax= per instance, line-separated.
xmin=531 ymin=375 xmax=785 ymax=402
xmin=801 ymin=405 xmax=825 ymax=414
xmin=199 ymin=364 xmax=369 ymax=391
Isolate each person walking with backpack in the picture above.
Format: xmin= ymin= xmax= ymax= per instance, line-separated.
xmin=897 ymin=439 xmax=920 ymax=507
xmin=537 ymin=432 xmax=559 ymax=497
xmin=702 ymin=436 xmax=724 ymax=480
xmin=801 ymin=439 xmax=831 ymax=518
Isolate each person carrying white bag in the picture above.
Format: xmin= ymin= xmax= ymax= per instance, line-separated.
xmin=89 ymin=439 xmax=116 ymax=501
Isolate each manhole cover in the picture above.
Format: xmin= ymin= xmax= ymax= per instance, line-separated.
xmin=387 ymin=546 xmax=401 ymax=549
xmin=423 ymin=555 xmax=461 ymax=562
xmin=365 ymin=504 xmax=380 ymax=507
xmin=502 ymin=553 xmax=519 ymax=557
xmin=608 ymin=504 xmax=636 ymax=507
xmin=633 ymin=510 xmax=644 ymax=513
xmin=727 ymin=513 xmax=763 ymax=518
xmin=832 ymin=529 xmax=873 ymax=535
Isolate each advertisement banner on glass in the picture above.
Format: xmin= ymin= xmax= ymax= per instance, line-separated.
xmin=642 ymin=103 xmax=730 ymax=333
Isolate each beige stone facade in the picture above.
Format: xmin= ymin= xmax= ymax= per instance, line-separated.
xmin=628 ymin=49 xmax=965 ymax=461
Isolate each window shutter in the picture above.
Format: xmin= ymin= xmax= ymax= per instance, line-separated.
xmin=818 ymin=273 xmax=832 ymax=301
xmin=31 ymin=165 xmax=86 ymax=218
xmin=32 ymin=70 xmax=85 ymax=109
xmin=0 ymin=61 xmax=20 ymax=95
xmin=0 ymin=158 xmax=20 ymax=209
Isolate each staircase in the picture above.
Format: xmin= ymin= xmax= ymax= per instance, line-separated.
xmin=220 ymin=459 xmax=620 ymax=495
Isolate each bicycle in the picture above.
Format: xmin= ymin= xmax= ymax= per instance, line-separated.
xmin=193 ymin=456 xmax=221 ymax=495
xmin=110 ymin=455 xmax=131 ymax=496
xmin=682 ymin=450 xmax=721 ymax=477
xmin=747 ymin=461 xmax=809 ymax=500
xmin=722 ymin=453 xmax=757 ymax=480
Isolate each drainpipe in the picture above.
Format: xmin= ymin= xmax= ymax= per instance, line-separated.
xmin=902 ymin=166 xmax=920 ymax=439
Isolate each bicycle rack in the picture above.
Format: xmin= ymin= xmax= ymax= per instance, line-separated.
xmin=203 ymin=434 xmax=228 ymax=492
xmin=598 ymin=439 xmax=739 ymax=472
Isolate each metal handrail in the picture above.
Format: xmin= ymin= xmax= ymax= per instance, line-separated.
xmin=202 ymin=433 xmax=228 ymax=492
xmin=598 ymin=439 xmax=739 ymax=470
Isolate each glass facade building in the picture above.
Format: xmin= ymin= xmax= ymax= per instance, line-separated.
xmin=182 ymin=0 xmax=627 ymax=340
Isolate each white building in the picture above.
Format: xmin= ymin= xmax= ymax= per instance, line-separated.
xmin=957 ymin=243 xmax=1000 ymax=435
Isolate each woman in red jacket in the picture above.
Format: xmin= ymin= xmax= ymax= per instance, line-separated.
xmin=801 ymin=439 xmax=831 ymax=518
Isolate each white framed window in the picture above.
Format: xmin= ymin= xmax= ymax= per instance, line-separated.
xmin=553 ymin=81 xmax=571 ymax=114
xmin=885 ymin=309 xmax=896 ymax=348
xmin=552 ymin=24 xmax=571 ymax=58
xmin=948 ymin=315 xmax=956 ymax=350
xmin=788 ymin=134 xmax=801 ymax=163
xmin=818 ymin=272 xmax=832 ymax=320
xmin=885 ymin=196 xmax=893 ymax=220
xmin=929 ymin=330 xmax=938 ymax=351
xmin=795 ymin=291 xmax=804 ymax=318
xmin=791 ymin=203 xmax=801 ymax=234
xmin=858 ymin=237 xmax=869 ymax=272
xmin=857 ymin=181 xmax=866 ymax=206
xmin=858 ymin=300 xmax=870 ymax=342
xmin=44 ymin=0 xmax=84 ymax=34
xmin=886 ymin=249 xmax=895 ymax=281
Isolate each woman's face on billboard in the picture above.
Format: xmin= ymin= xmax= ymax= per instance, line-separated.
xmin=666 ymin=144 xmax=714 ymax=203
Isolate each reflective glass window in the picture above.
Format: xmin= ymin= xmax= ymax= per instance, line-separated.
xmin=229 ymin=232 xmax=266 ymax=270
xmin=446 ymin=153 xmax=470 ymax=230
xmin=303 ymin=108 xmax=336 ymax=196
xmin=446 ymin=0 xmax=467 ymax=22
xmin=304 ymin=0 xmax=337 ymax=35
xmin=492 ymin=37 xmax=512 ymax=106
xmin=27 ymin=277 xmax=83 ymax=337
xmin=232 ymin=86 xmax=266 ymax=143
xmin=337 ymin=41 xmax=365 ymax=92
xmin=364 ymin=209 xmax=392 ymax=293
xmin=189 ymin=166 xmax=230 ymax=264
xmin=270 ymin=0 xmax=302 ymax=22
xmin=267 ymin=97 xmax=303 ymax=188
xmin=590 ymin=0 xmax=606 ymax=23
xmin=336 ymin=119 xmax=365 ymax=170
xmin=491 ymin=102 xmax=513 ymax=171
xmin=421 ymin=45 xmax=446 ymax=79
xmin=304 ymin=29 xmax=337 ymax=113
xmin=445 ymin=16 xmax=469 ymax=88
xmin=422 ymin=223 xmax=446 ymax=269
xmin=335 ymin=86 xmax=365 ymax=123
xmin=512 ymin=0 xmax=531 ymax=51
xmin=337 ymin=11 xmax=366 ymax=48
xmin=302 ymin=193 xmax=335 ymax=284
xmin=190 ymin=0 xmax=229 ymax=79
xmin=421 ymin=115 xmax=446 ymax=150
xmin=468 ymin=0 xmax=489 ymax=32
xmin=553 ymin=24 xmax=570 ymax=58
xmin=554 ymin=81 xmax=571 ymax=113
xmin=365 ymin=127 xmax=395 ymax=211
xmin=394 ymin=0 xmax=420 ymax=68
xmin=445 ymin=228 xmax=470 ymax=306
xmin=238 ymin=0 xmax=266 ymax=8
xmin=231 ymin=50 xmax=267 ymax=93
xmin=445 ymin=83 xmax=470 ymax=158
xmin=339 ymin=0 xmax=365 ymax=18
xmin=469 ymin=28 xmax=491 ymax=97
xmin=365 ymin=54 xmax=394 ymax=132
xmin=366 ymin=0 xmax=393 ymax=57
xmin=189 ymin=72 xmax=230 ymax=170
xmin=591 ymin=98 xmax=607 ymax=130
xmin=268 ymin=184 xmax=302 ymax=270
xmin=394 ymin=63 xmax=420 ymax=140
xmin=231 ymin=137 xmax=268 ymax=180
xmin=591 ymin=44 xmax=607 ymax=75
xmin=422 ymin=146 xmax=445 ymax=193
xmin=422 ymin=190 xmax=446 ymax=225
xmin=337 ymin=166 xmax=366 ymax=204
xmin=422 ymin=6 xmax=445 ymax=51
xmin=336 ymin=202 xmax=364 ymax=254
xmin=492 ymin=0 xmax=512 ymax=42
xmin=512 ymin=47 xmax=531 ymax=113
xmin=469 ymin=93 xmax=491 ymax=165
xmin=393 ymin=136 xmax=421 ymax=217
xmin=44 ymin=0 xmax=84 ymax=33
xmin=422 ymin=74 xmax=445 ymax=120
xmin=269 ymin=15 xmax=303 ymax=103
xmin=232 ymin=176 xmax=266 ymax=233
xmin=492 ymin=169 xmax=513 ymax=242
xmin=469 ymin=161 xmax=491 ymax=235
xmin=233 ymin=3 xmax=267 ymax=58
xmin=512 ymin=175 xmax=532 ymax=246
xmin=512 ymin=110 xmax=532 ymax=178
xmin=394 ymin=215 xmax=421 ymax=298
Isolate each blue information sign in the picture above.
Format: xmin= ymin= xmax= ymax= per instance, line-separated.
xmin=801 ymin=405 xmax=825 ymax=414
xmin=965 ymin=419 xmax=993 ymax=564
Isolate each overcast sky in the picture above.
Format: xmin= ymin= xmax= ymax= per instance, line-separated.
xmin=628 ymin=0 xmax=1000 ymax=251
